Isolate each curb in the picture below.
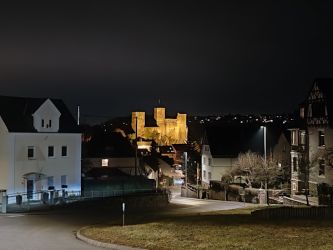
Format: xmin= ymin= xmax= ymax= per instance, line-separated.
xmin=76 ymin=226 xmax=146 ymax=250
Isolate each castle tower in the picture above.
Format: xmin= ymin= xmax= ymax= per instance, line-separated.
xmin=177 ymin=113 xmax=188 ymax=143
xmin=131 ymin=112 xmax=145 ymax=137
xmin=154 ymin=107 xmax=165 ymax=126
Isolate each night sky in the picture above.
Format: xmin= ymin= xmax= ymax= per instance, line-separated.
xmin=1 ymin=1 xmax=333 ymax=121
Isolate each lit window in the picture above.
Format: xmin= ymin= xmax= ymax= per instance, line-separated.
xmin=48 ymin=146 xmax=54 ymax=157
xmin=319 ymin=159 xmax=325 ymax=176
xmin=300 ymin=131 xmax=306 ymax=145
xmin=292 ymin=182 xmax=297 ymax=191
xmin=291 ymin=130 xmax=298 ymax=146
xmin=102 ymin=159 xmax=109 ymax=167
xmin=28 ymin=146 xmax=35 ymax=159
xmin=319 ymin=131 xmax=325 ymax=147
xmin=61 ymin=146 xmax=67 ymax=157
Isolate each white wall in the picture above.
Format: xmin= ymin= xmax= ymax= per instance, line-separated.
xmin=32 ymin=99 xmax=61 ymax=133
xmin=0 ymin=116 xmax=11 ymax=191
xmin=201 ymin=144 xmax=237 ymax=187
xmin=7 ymin=133 xmax=81 ymax=194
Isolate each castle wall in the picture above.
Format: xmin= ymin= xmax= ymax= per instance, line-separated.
xmin=132 ymin=108 xmax=187 ymax=146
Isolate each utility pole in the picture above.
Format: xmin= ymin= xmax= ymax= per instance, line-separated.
xmin=77 ymin=105 xmax=80 ymax=126
xmin=196 ymin=162 xmax=199 ymax=198
xmin=261 ymin=126 xmax=269 ymax=205
xmin=135 ymin=115 xmax=138 ymax=176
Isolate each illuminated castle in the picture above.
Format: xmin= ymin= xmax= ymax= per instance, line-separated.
xmin=131 ymin=107 xmax=187 ymax=146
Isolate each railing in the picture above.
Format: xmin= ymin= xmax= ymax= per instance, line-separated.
xmin=1 ymin=188 xmax=165 ymax=213
xmin=252 ymin=206 xmax=333 ymax=219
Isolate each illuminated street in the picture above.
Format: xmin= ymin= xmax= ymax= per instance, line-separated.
xmin=0 ymin=195 xmax=251 ymax=250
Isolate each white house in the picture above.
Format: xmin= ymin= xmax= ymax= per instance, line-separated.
xmin=0 ymin=96 xmax=81 ymax=197
xmin=201 ymin=124 xmax=281 ymax=188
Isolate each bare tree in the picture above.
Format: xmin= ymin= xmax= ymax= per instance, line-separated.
xmin=228 ymin=151 xmax=281 ymax=189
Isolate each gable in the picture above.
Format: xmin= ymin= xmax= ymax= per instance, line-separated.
xmin=32 ymin=99 xmax=61 ymax=132
xmin=0 ymin=96 xmax=79 ymax=133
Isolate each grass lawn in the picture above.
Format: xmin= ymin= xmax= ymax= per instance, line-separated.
xmin=80 ymin=208 xmax=333 ymax=250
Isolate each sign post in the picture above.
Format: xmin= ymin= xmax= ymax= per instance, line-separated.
xmin=122 ymin=202 xmax=125 ymax=227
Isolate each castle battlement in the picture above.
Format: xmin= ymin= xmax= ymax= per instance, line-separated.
xmin=131 ymin=107 xmax=187 ymax=146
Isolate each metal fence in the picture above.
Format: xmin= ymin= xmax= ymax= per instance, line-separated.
xmin=252 ymin=206 xmax=333 ymax=219
xmin=1 ymin=188 xmax=165 ymax=213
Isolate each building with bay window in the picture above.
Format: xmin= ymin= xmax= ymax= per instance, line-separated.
xmin=290 ymin=79 xmax=333 ymax=197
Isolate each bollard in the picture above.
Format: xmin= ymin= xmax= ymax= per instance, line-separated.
xmin=122 ymin=202 xmax=126 ymax=227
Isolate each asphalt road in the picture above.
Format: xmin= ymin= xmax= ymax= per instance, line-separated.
xmin=0 ymin=196 xmax=250 ymax=250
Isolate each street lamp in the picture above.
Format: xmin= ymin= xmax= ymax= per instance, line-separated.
xmin=260 ymin=126 xmax=269 ymax=205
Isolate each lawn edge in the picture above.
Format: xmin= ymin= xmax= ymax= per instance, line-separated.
xmin=76 ymin=226 xmax=146 ymax=250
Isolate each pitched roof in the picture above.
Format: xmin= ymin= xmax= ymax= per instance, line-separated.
xmin=204 ymin=124 xmax=282 ymax=158
xmin=0 ymin=95 xmax=79 ymax=133
xmin=83 ymin=131 xmax=135 ymax=158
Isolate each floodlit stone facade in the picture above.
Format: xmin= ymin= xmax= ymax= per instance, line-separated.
xmin=131 ymin=107 xmax=187 ymax=146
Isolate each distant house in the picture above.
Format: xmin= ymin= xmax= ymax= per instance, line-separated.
xmin=201 ymin=124 xmax=282 ymax=188
xmin=290 ymin=79 xmax=333 ymax=196
xmin=82 ymin=131 xmax=140 ymax=176
xmin=0 ymin=96 xmax=81 ymax=197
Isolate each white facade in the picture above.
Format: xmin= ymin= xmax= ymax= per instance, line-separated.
xmin=201 ymin=145 xmax=236 ymax=188
xmin=0 ymin=99 xmax=81 ymax=196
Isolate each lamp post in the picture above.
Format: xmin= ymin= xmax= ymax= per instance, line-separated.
xmin=135 ymin=114 xmax=138 ymax=176
xmin=261 ymin=126 xmax=269 ymax=205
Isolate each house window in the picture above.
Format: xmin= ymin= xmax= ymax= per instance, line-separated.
xmin=205 ymin=145 xmax=210 ymax=152
xmin=48 ymin=146 xmax=54 ymax=157
xmin=291 ymin=130 xmax=298 ymax=146
xmin=319 ymin=131 xmax=325 ymax=147
xmin=28 ymin=146 xmax=35 ymax=159
xmin=61 ymin=146 xmax=67 ymax=157
xmin=319 ymin=159 xmax=325 ymax=176
xmin=208 ymin=158 xmax=212 ymax=166
xmin=203 ymin=170 xmax=206 ymax=179
xmin=208 ymin=172 xmax=212 ymax=180
xmin=47 ymin=176 xmax=54 ymax=188
xmin=300 ymin=131 xmax=306 ymax=145
xmin=61 ymin=175 xmax=67 ymax=187
xmin=101 ymin=159 xmax=109 ymax=167
xmin=49 ymin=120 xmax=52 ymax=128
xmin=41 ymin=119 xmax=45 ymax=128
xmin=203 ymin=156 xmax=207 ymax=165
xmin=292 ymin=157 xmax=298 ymax=172
xmin=292 ymin=182 xmax=297 ymax=191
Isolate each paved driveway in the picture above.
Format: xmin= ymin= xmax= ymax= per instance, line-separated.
xmin=0 ymin=195 xmax=252 ymax=250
